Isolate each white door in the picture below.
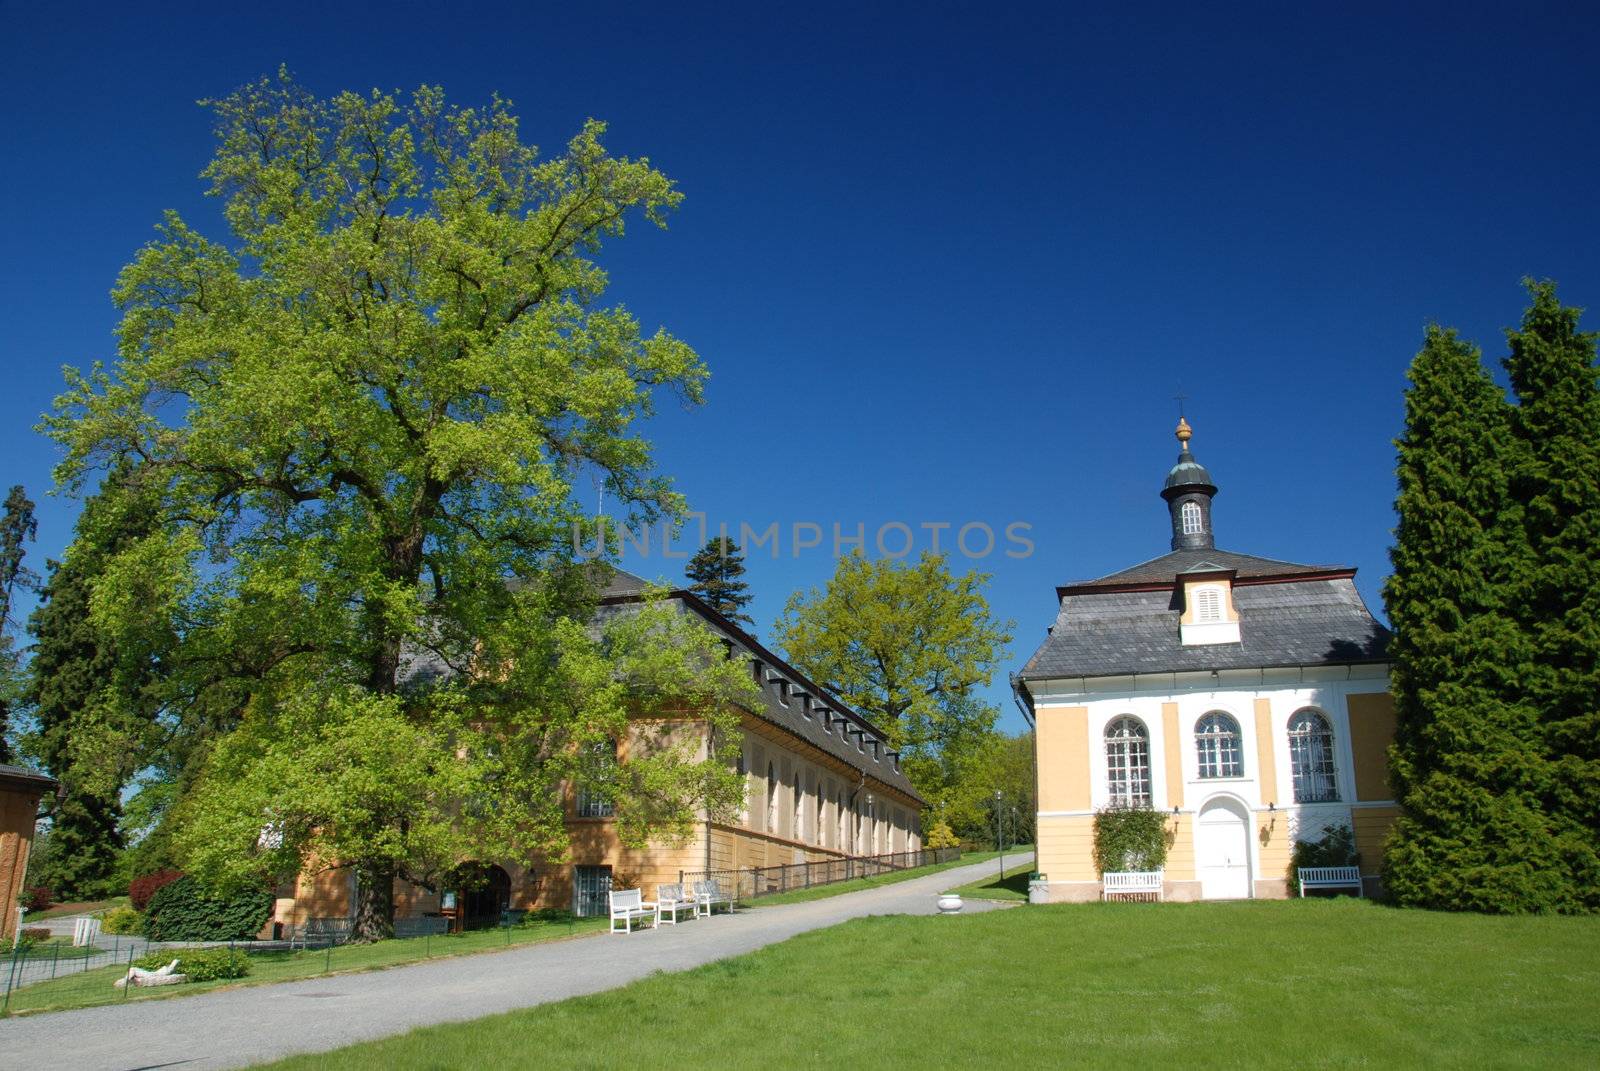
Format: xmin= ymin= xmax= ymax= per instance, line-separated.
xmin=1197 ymin=800 xmax=1251 ymax=899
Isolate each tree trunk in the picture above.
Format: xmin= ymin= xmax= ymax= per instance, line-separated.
xmin=351 ymin=860 xmax=396 ymax=942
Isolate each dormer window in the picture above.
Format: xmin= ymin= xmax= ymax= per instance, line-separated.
xmin=773 ymin=679 xmax=790 ymax=706
xmin=821 ymin=712 xmax=833 ymax=734
xmin=751 ymin=658 xmax=764 ymax=687
xmin=799 ymin=694 xmax=812 ymax=718
xmin=1181 ymin=500 xmax=1203 ymax=535
xmin=1194 ymin=586 xmax=1223 ymax=623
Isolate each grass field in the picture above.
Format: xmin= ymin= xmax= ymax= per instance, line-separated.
xmin=267 ymin=899 xmax=1600 ymax=1070
xmin=745 ymin=847 xmax=1022 ymax=907
xmin=944 ymin=860 xmax=1032 ymax=901
xmin=4 ymin=916 xmax=606 ymax=1016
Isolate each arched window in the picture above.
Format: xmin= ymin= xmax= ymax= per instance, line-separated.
xmin=838 ymin=790 xmax=847 ymax=850
xmin=1288 ymin=709 xmax=1339 ymax=802
xmin=1105 ymin=717 xmax=1152 ymax=806
xmin=793 ymin=771 xmax=803 ymax=839
xmin=736 ymin=749 xmax=748 ymax=822
xmin=766 ymin=762 xmax=777 ymax=831
xmin=1181 ymin=500 xmax=1203 ymax=534
xmin=1194 ymin=586 xmax=1223 ymax=622
xmin=1195 ymin=712 xmax=1244 ymax=778
xmin=575 ymin=740 xmax=617 ymax=818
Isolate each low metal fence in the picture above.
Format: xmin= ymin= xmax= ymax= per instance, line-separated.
xmin=2 ymin=909 xmax=591 ymax=1017
xmin=680 ymin=846 xmax=961 ymax=903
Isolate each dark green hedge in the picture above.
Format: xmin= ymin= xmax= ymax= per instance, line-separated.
xmin=1093 ymin=804 xmax=1169 ymax=874
xmin=142 ymin=876 xmax=274 ymax=942
xmin=134 ymin=946 xmax=252 ymax=981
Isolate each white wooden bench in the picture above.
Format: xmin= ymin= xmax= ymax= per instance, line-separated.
xmin=1102 ymin=871 xmax=1164 ymax=902
xmin=656 ymin=883 xmax=697 ymax=925
xmin=608 ymin=888 xmax=658 ymax=933
xmin=693 ymin=879 xmax=735 ymax=918
xmin=1297 ymin=866 xmax=1363 ymax=897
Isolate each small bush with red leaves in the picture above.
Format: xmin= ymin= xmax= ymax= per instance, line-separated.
xmin=21 ymin=886 xmax=54 ymax=912
xmin=129 ymin=869 xmax=184 ymax=912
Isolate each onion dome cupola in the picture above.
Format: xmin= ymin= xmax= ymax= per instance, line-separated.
xmin=1160 ymin=417 xmax=1217 ymax=550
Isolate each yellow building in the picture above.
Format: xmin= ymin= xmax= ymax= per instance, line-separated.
xmin=1014 ymin=421 xmax=1396 ymax=901
xmin=274 ymin=572 xmax=924 ymax=928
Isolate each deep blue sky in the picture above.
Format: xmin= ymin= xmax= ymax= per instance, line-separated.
xmin=4 ymin=2 xmax=1598 ymax=733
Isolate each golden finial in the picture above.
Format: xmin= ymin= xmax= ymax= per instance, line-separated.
xmin=1175 ymin=416 xmax=1193 ymax=448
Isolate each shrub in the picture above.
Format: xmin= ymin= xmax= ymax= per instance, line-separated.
xmin=101 ymin=906 xmax=144 ymax=935
xmin=143 ymin=877 xmax=274 ymax=942
xmin=133 ymin=946 xmax=251 ymax=982
xmin=129 ymin=869 xmax=184 ymax=912
xmin=923 ymin=819 xmax=960 ymax=849
xmin=20 ymin=886 xmax=54 ymax=913
xmin=1287 ymin=823 xmax=1360 ymax=896
xmin=519 ymin=908 xmax=576 ymax=925
xmin=1093 ymin=804 xmax=1169 ymax=874
xmin=15 ymin=927 xmax=52 ymax=952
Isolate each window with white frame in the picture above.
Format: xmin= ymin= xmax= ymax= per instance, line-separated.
xmin=1104 ymin=717 xmax=1152 ymax=806
xmin=792 ymin=771 xmax=803 ymax=839
xmin=575 ymin=740 xmax=617 ymax=817
xmin=1288 ymin=708 xmax=1339 ymax=802
xmin=1195 ymin=712 xmax=1244 ymax=778
xmin=838 ymin=789 xmax=847 ymax=850
xmin=1181 ymin=500 xmax=1203 ymax=534
xmin=1194 ymin=585 xmax=1223 ymax=622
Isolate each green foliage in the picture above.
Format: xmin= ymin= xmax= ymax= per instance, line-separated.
xmin=40 ymin=71 xmax=729 ymax=937
xmin=1287 ymin=824 xmax=1359 ymax=896
xmin=142 ymin=875 xmax=273 ymax=942
xmin=134 ymin=946 xmax=252 ymax=982
xmin=0 ymin=484 xmax=37 ymax=763
xmin=1385 ymin=286 xmax=1600 ymax=914
xmin=15 ymin=927 xmax=51 ymax=952
xmin=1092 ymin=804 xmax=1168 ymax=874
xmin=775 ymin=553 xmax=1013 ymax=818
xmin=100 ymin=906 xmax=143 ymax=935
xmin=923 ymin=819 xmax=959 ymax=849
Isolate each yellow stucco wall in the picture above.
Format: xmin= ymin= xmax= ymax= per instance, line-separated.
xmin=1178 ymin=577 xmax=1239 ymax=624
xmin=1353 ymin=805 xmax=1402 ymax=877
xmin=1347 ymin=691 xmax=1398 ymax=802
xmin=1036 ymin=814 xmax=1097 ymax=882
xmin=1161 ymin=702 xmax=1183 ymax=807
xmin=1164 ymin=813 xmax=1194 ymax=880
xmin=1037 ymin=705 xmax=1089 ymax=812
xmin=1256 ymin=810 xmax=1292 ymax=883
xmin=1253 ymin=698 xmax=1278 ymax=805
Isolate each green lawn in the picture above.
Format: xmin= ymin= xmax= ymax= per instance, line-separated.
xmin=744 ymin=847 xmax=1026 ymax=907
xmin=4 ymin=917 xmax=606 ymax=1016
xmin=944 ymin=860 xmax=1032 ymax=901
xmin=266 ymin=899 xmax=1600 ymax=1070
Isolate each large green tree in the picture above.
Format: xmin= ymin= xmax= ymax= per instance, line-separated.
xmin=44 ymin=72 xmax=745 ymax=938
xmin=1382 ymin=325 xmax=1559 ymax=911
xmin=774 ymin=552 xmax=1012 ymax=810
xmin=0 ymin=485 xmax=38 ymax=763
xmin=1502 ymin=281 xmax=1600 ymax=908
xmin=24 ymin=465 xmax=168 ymax=898
xmin=684 ymin=537 xmax=752 ymax=626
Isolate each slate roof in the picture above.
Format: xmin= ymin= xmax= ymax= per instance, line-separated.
xmin=398 ymin=570 xmax=923 ymax=802
xmin=1021 ymin=551 xmax=1391 ymax=682
xmin=0 ymin=763 xmax=58 ymax=793
xmin=600 ymin=572 xmax=923 ymax=802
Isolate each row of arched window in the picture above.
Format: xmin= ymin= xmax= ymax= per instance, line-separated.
xmin=745 ymin=754 xmax=903 ymax=854
xmin=1104 ymin=709 xmax=1339 ymax=806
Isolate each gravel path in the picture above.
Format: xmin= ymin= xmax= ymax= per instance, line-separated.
xmin=2 ymin=852 xmax=1028 ymax=1070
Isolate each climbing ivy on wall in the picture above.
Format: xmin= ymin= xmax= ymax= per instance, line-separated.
xmin=1093 ymin=804 xmax=1169 ymax=874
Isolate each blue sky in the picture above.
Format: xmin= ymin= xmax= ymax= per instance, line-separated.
xmin=4 ymin=2 xmax=1598 ymax=734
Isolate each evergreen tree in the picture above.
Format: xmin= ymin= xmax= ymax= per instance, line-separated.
xmin=26 ymin=466 xmax=164 ymax=897
xmin=1502 ymin=281 xmax=1600 ymax=910
xmin=0 ymin=485 xmax=38 ymax=763
xmin=1383 ymin=326 xmax=1564 ymax=912
xmin=685 ymin=537 xmax=753 ymax=626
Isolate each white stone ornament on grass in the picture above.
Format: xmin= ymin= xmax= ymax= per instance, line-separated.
xmin=114 ymin=959 xmax=188 ymax=989
xmin=936 ymin=893 xmax=963 ymax=914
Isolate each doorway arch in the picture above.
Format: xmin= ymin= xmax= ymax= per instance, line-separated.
xmin=448 ymin=862 xmax=513 ymax=929
xmin=1195 ymin=796 xmax=1252 ymax=900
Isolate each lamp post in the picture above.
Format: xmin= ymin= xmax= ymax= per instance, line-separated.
xmin=995 ymin=789 xmax=1004 ymax=880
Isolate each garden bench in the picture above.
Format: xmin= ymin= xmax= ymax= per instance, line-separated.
xmin=693 ymin=879 xmax=735 ymax=918
xmin=655 ymin=884 xmax=697 ymax=925
xmin=1102 ymin=871 xmax=1164 ymax=902
xmin=290 ymin=917 xmax=354 ymax=949
xmin=1297 ymin=866 xmax=1363 ymax=897
xmin=608 ymin=889 xmax=658 ymax=934
xmin=394 ymin=916 xmax=449 ymax=938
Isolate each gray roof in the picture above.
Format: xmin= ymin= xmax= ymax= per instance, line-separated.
xmin=0 ymin=763 xmax=58 ymax=793
xmin=1023 ymin=556 xmax=1390 ymax=682
xmin=1064 ymin=547 xmax=1343 ymax=589
xmin=399 ymin=569 xmax=923 ymax=803
xmin=601 ymin=572 xmax=923 ymax=802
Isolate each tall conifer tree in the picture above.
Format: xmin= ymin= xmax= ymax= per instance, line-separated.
xmin=0 ymin=485 xmax=38 ymax=763
xmin=685 ymin=538 xmax=753 ymax=626
xmin=1502 ymin=281 xmax=1600 ymax=909
xmin=27 ymin=466 xmax=166 ymax=897
xmin=1383 ymin=326 xmax=1564 ymax=912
